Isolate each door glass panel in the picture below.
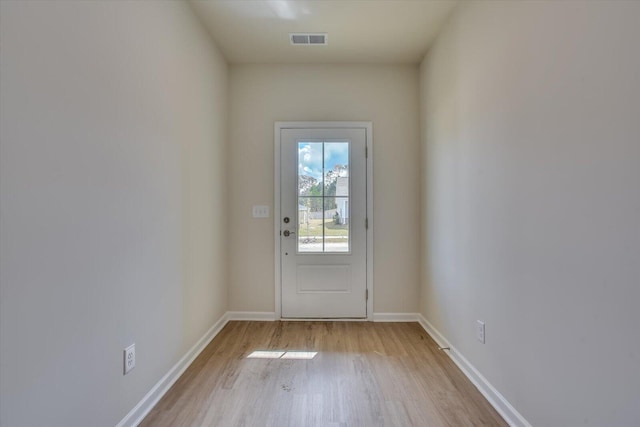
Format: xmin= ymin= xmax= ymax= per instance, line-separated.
xmin=297 ymin=196 xmax=323 ymax=252
xmin=298 ymin=142 xmax=323 ymax=197
xmin=297 ymin=141 xmax=349 ymax=253
xmin=324 ymin=197 xmax=349 ymax=252
xmin=324 ymin=142 xmax=349 ymax=197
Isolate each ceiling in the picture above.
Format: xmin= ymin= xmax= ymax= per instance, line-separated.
xmin=189 ymin=0 xmax=459 ymax=64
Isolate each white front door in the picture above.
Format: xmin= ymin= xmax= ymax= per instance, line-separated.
xmin=279 ymin=126 xmax=368 ymax=318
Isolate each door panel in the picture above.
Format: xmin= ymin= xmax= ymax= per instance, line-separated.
xmin=280 ymin=128 xmax=367 ymax=318
xmin=296 ymin=265 xmax=351 ymax=293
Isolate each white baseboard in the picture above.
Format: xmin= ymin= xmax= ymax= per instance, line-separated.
xmin=279 ymin=317 xmax=367 ymax=321
xmin=417 ymin=315 xmax=531 ymax=427
xmin=371 ymin=312 xmax=420 ymax=322
xmin=226 ymin=311 xmax=277 ymax=321
xmin=116 ymin=312 xmax=230 ymax=427
xmin=227 ymin=312 xmax=418 ymax=322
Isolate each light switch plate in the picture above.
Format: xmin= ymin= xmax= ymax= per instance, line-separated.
xmin=252 ymin=205 xmax=269 ymax=218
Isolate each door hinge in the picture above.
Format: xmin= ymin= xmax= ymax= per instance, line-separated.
xmin=366 ymin=289 xmax=369 ymax=301
xmin=365 ymin=145 xmax=368 ymax=158
xmin=365 ymin=218 xmax=368 ymax=229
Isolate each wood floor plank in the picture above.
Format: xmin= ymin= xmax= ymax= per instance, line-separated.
xmin=141 ymin=321 xmax=507 ymax=427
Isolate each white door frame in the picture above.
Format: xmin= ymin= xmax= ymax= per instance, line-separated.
xmin=274 ymin=121 xmax=373 ymax=320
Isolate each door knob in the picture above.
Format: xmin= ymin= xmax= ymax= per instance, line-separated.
xmin=283 ymin=230 xmax=296 ymax=237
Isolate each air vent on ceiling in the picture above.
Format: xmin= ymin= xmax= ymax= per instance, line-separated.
xmin=290 ymin=33 xmax=328 ymax=46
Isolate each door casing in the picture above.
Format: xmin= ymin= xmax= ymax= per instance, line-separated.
xmin=274 ymin=121 xmax=373 ymax=320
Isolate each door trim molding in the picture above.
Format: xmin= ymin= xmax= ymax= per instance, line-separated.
xmin=274 ymin=121 xmax=373 ymax=320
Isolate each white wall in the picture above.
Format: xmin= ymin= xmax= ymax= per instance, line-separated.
xmin=229 ymin=64 xmax=420 ymax=314
xmin=0 ymin=1 xmax=228 ymax=426
xmin=420 ymin=1 xmax=640 ymax=425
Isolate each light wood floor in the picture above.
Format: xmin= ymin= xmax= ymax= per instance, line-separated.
xmin=141 ymin=321 xmax=507 ymax=427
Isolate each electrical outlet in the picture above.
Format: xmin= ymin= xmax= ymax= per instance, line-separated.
xmin=124 ymin=344 xmax=135 ymax=375
xmin=476 ymin=321 xmax=485 ymax=344
xmin=252 ymin=205 xmax=269 ymax=218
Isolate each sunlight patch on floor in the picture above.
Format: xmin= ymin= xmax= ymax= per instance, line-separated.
xmin=280 ymin=351 xmax=317 ymax=359
xmin=247 ymin=350 xmax=317 ymax=360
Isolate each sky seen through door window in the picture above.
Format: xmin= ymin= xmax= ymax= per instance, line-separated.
xmin=298 ymin=142 xmax=348 ymax=181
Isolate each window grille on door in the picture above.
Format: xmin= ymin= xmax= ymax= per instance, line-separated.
xmin=297 ymin=141 xmax=350 ymax=253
